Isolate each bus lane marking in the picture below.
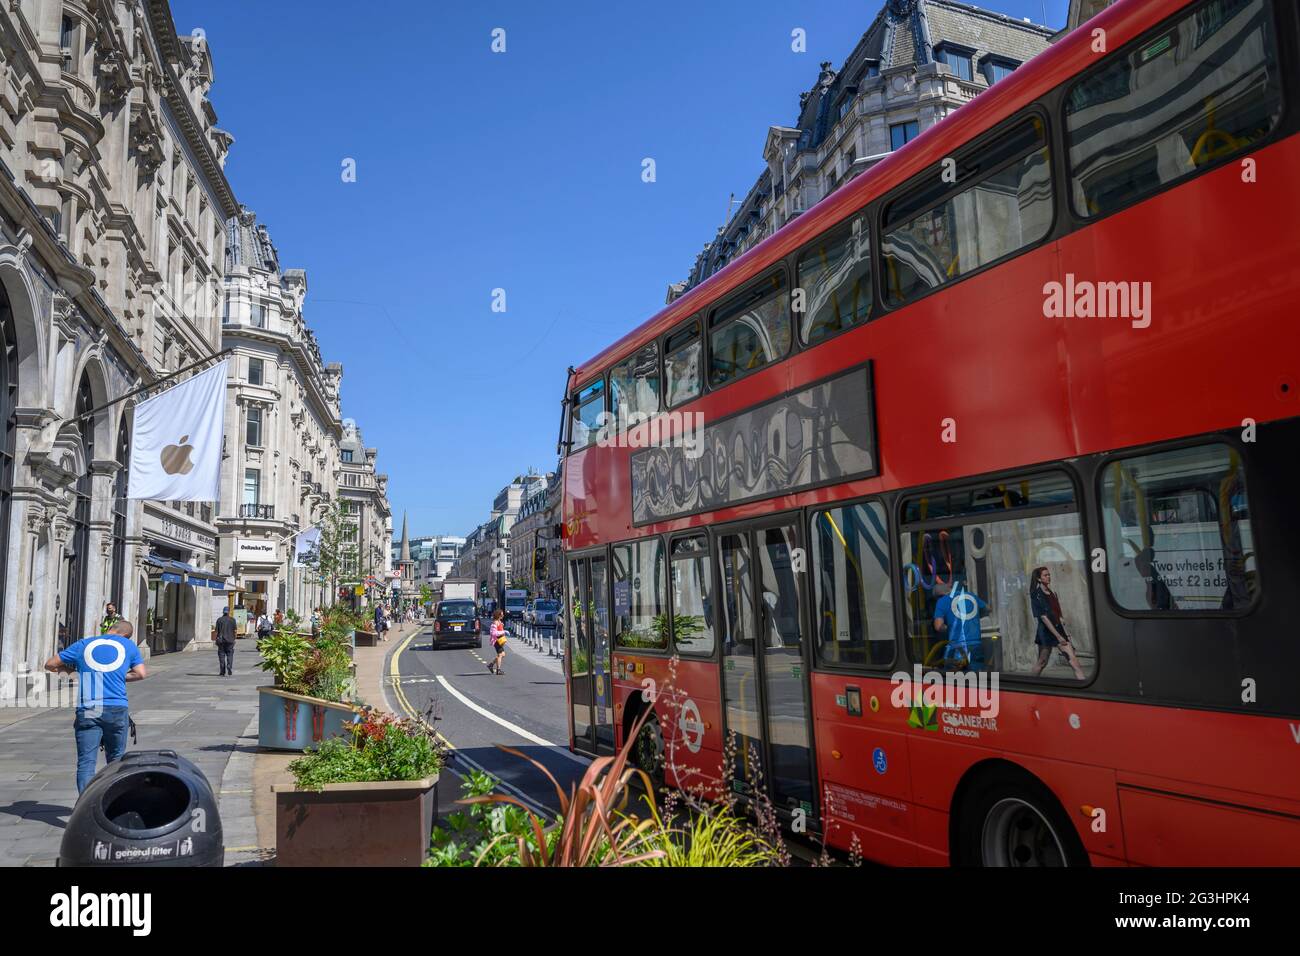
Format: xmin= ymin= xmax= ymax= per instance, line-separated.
xmin=435 ymin=674 xmax=589 ymax=767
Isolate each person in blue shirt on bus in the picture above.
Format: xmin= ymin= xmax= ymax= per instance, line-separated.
xmin=44 ymin=621 xmax=147 ymax=793
xmin=932 ymin=578 xmax=989 ymax=671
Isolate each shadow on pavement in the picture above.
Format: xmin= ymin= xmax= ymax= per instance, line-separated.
xmin=1 ymin=800 xmax=73 ymax=828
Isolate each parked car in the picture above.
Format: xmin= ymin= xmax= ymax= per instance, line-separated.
xmin=532 ymin=599 xmax=559 ymax=627
xmin=431 ymin=599 xmax=481 ymax=648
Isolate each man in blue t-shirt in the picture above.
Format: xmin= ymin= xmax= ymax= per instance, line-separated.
xmin=44 ymin=621 xmax=148 ymax=792
xmin=933 ymin=579 xmax=989 ymax=671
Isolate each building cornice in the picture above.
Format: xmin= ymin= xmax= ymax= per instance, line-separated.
xmin=144 ymin=0 xmax=239 ymax=218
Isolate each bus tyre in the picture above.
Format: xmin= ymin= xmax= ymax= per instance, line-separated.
xmin=631 ymin=716 xmax=665 ymax=792
xmin=956 ymin=768 xmax=1088 ymax=867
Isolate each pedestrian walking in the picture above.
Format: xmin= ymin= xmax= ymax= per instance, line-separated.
xmin=310 ymin=607 xmax=321 ymax=639
xmin=488 ymin=610 xmax=508 ymax=676
xmin=44 ymin=621 xmax=147 ymax=794
xmin=255 ymin=610 xmax=273 ymax=640
xmin=99 ymin=602 xmax=121 ymax=634
xmin=214 ymin=607 xmax=238 ymax=676
xmin=374 ymin=603 xmax=388 ymax=642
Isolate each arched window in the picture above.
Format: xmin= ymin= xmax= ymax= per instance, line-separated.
xmin=110 ymin=415 xmax=129 ymax=608
xmin=0 ymin=289 xmax=17 ymax=629
xmin=63 ymin=375 xmax=94 ymax=643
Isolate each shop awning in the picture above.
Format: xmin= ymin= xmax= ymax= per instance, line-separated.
xmin=145 ymin=555 xmax=220 ymax=588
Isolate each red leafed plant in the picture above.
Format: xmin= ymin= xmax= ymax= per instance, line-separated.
xmin=460 ymin=709 xmax=665 ymax=867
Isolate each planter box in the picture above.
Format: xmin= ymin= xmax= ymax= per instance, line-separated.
xmin=258 ymin=686 xmax=358 ymax=751
xmin=354 ymin=628 xmax=378 ymax=647
xmin=272 ymin=776 xmax=439 ymax=867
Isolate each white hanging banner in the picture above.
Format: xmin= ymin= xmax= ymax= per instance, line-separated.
xmin=293 ymin=526 xmax=321 ymax=567
xmin=127 ymin=360 xmax=229 ymax=502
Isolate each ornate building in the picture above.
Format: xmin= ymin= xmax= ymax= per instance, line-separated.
xmin=216 ymin=209 xmax=345 ymax=622
xmin=337 ymin=419 xmax=391 ymax=608
xmin=510 ymin=473 xmax=561 ymax=600
xmin=670 ymin=0 xmax=1053 ymax=298
xmin=0 ymin=0 xmax=239 ymax=681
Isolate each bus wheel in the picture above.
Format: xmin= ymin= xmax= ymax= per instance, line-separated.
xmin=631 ymin=716 xmax=665 ymax=792
xmin=957 ymin=769 xmax=1088 ymax=867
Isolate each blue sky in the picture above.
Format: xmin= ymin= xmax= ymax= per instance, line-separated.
xmin=172 ymin=0 xmax=1070 ymax=539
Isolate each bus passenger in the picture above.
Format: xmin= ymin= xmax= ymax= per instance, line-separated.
xmin=1029 ymin=567 xmax=1086 ymax=679
xmin=933 ymin=579 xmax=988 ymax=671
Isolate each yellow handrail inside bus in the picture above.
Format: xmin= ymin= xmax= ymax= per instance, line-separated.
xmin=1191 ymin=96 xmax=1247 ymax=167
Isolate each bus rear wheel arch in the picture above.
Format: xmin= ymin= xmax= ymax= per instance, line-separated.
xmin=950 ymin=761 xmax=1089 ymax=867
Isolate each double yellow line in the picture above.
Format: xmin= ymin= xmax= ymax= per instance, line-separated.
xmin=386 ymin=627 xmax=555 ymax=820
xmin=387 ymin=628 xmax=454 ymax=750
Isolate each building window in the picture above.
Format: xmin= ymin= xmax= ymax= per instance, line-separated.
xmin=63 ymin=376 xmax=94 ymax=645
xmin=245 ymin=406 xmax=262 ymax=447
xmin=1101 ymin=444 xmax=1258 ymax=613
xmin=344 ymin=472 xmax=360 ymax=487
xmin=341 ymin=449 xmax=353 ymax=463
xmin=243 ymin=468 xmax=260 ymax=506
xmin=935 ymin=45 xmax=974 ymax=81
xmin=983 ymin=58 xmax=1018 ymax=84
xmin=890 ymin=121 xmax=919 ymax=151
xmin=0 ymin=289 xmax=16 ymax=630
xmin=248 ymin=357 xmax=263 ymax=386
xmin=250 ymin=303 xmax=265 ymax=328
xmin=111 ymin=418 xmax=129 ymax=608
xmin=881 ymin=117 xmax=1053 ymax=306
xmin=222 ymin=296 xmax=230 ymax=323
xmin=1064 ymin=0 xmax=1282 ymax=220
xmin=708 ymin=272 xmax=790 ymax=389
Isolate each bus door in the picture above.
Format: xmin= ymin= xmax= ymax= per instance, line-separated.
xmin=716 ymin=518 xmax=817 ymax=822
xmin=567 ymin=554 xmax=615 ymax=757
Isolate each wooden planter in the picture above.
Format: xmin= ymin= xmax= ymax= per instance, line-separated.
xmin=354 ymin=628 xmax=378 ymax=647
xmin=258 ymin=686 xmax=358 ymax=751
xmin=272 ymin=776 xmax=439 ymax=867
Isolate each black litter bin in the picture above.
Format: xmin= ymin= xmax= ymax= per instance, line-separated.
xmin=59 ymin=750 xmax=224 ymax=867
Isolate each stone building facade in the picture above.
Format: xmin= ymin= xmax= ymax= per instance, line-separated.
xmin=509 ymin=473 xmax=561 ymax=600
xmin=670 ymin=0 xmax=1053 ymax=298
xmin=216 ymin=209 xmax=345 ymax=624
xmin=337 ymin=419 xmax=391 ymax=608
xmin=0 ymin=0 xmax=241 ymax=680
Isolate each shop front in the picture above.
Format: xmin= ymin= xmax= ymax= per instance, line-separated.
xmin=139 ymin=505 xmax=219 ymax=655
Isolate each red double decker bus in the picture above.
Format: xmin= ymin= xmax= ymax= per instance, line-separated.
xmin=559 ymin=0 xmax=1300 ymax=865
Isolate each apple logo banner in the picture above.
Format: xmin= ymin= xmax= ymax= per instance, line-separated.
xmin=127 ymin=360 xmax=228 ymax=502
xmin=161 ymin=436 xmax=195 ymax=475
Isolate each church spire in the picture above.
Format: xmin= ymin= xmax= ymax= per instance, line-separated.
xmin=399 ymin=511 xmax=411 ymax=563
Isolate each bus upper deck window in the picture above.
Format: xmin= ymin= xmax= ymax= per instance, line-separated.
xmin=665 ymin=321 xmax=702 ymax=407
xmin=1064 ymin=0 xmax=1283 ymax=219
xmin=571 ymin=379 xmax=605 ymax=451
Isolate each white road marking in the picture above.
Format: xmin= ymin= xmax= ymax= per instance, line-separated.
xmin=435 ymin=674 xmax=588 ymax=766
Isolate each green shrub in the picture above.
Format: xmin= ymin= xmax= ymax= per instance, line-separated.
xmin=288 ymin=710 xmax=443 ymax=791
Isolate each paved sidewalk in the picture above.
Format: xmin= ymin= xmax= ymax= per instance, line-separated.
xmin=0 ymin=638 xmax=264 ymax=867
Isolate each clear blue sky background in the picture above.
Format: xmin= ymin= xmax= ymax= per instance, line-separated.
xmin=172 ymin=0 xmax=1070 ymax=540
